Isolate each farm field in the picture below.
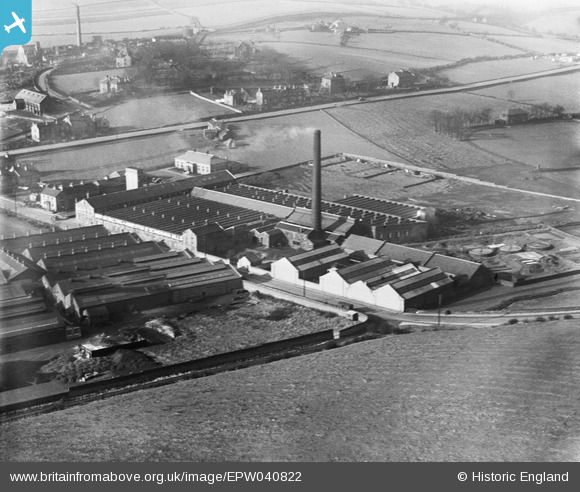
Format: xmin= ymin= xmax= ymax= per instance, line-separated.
xmin=526 ymin=9 xmax=580 ymax=36
xmin=470 ymin=72 xmax=580 ymax=111
xmin=257 ymin=31 xmax=523 ymax=78
xmin=441 ymin=57 xmax=561 ymax=84
xmin=12 ymin=110 xmax=396 ymax=181
xmin=50 ymin=68 xmax=137 ymax=95
xmin=324 ymin=93 xmax=580 ymax=200
xmin=486 ymin=35 xmax=580 ymax=55
xmin=97 ymin=93 xmax=236 ymax=130
xmin=451 ymin=21 xmax=528 ymax=36
xmin=2 ymin=320 xmax=580 ymax=461
xmin=31 ymin=1 xmax=454 ymax=48
xmin=469 ymin=121 xmax=580 ymax=184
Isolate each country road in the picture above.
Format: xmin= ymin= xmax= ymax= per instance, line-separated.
xmin=7 ymin=62 xmax=580 ymax=158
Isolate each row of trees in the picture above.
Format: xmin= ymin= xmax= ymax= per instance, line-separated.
xmin=429 ymin=108 xmax=494 ymax=139
xmin=430 ymin=103 xmax=568 ymax=139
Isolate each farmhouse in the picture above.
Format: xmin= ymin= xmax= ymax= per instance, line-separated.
xmin=497 ymin=108 xmax=529 ymax=125
xmin=321 ymin=73 xmax=346 ymax=94
xmin=387 ymin=70 xmax=416 ymax=88
xmin=99 ymin=75 xmax=125 ymax=94
xmin=255 ymin=86 xmax=306 ymax=108
xmin=223 ymin=88 xmax=249 ymax=106
xmin=14 ymin=89 xmax=47 ymax=116
xmin=31 ymin=121 xmax=68 ymax=143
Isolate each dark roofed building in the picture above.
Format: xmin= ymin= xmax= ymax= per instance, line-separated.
xmin=76 ymin=171 xmax=237 ymax=225
xmin=497 ymin=108 xmax=529 ymax=125
xmin=0 ymin=225 xmax=109 ymax=254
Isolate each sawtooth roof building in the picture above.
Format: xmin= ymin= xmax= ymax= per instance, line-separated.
xmin=270 ymin=245 xmax=455 ymax=312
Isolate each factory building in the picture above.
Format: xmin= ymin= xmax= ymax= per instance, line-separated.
xmin=270 ymin=246 xmax=454 ymax=312
xmin=319 ymin=258 xmax=453 ymax=311
xmin=342 ymin=234 xmax=492 ymax=289
xmin=0 ymin=225 xmax=110 ymax=254
xmin=42 ymin=249 xmax=242 ymax=324
xmin=0 ymin=283 xmax=72 ymax=353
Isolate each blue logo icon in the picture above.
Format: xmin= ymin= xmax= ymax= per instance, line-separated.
xmin=0 ymin=1 xmax=32 ymax=55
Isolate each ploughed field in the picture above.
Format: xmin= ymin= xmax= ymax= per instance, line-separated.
xmin=2 ymin=321 xmax=580 ymax=461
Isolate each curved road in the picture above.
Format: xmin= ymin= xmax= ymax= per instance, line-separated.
xmin=7 ymin=62 xmax=580 ymax=158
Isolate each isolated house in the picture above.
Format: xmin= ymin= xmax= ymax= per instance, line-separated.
xmin=387 ymin=70 xmax=416 ymax=88
xmin=321 ymin=73 xmax=346 ymax=94
xmin=497 ymin=108 xmax=529 ymax=125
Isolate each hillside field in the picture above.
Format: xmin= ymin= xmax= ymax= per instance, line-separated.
xmin=1 ymin=320 xmax=579 ymax=461
xmin=471 ymin=72 xmax=580 ymax=111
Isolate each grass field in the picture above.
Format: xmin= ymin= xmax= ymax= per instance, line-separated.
xmin=325 ymin=95 xmax=580 ymax=201
xmin=97 ymin=93 xmax=236 ymax=130
xmin=50 ymin=68 xmax=137 ymax=95
xmin=471 ymin=72 xmax=580 ymax=111
xmin=469 ymin=121 xmax=580 ymax=187
xmin=486 ymin=35 xmax=580 ymax=55
xmin=2 ymin=320 xmax=579 ymax=461
xmin=525 ymin=9 xmax=580 ymax=36
xmin=441 ymin=57 xmax=561 ymax=84
xmin=256 ymin=30 xmax=523 ymax=79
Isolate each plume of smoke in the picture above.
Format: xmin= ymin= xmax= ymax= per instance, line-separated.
xmin=244 ymin=125 xmax=317 ymax=151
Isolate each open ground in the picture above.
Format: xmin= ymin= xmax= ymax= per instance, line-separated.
xmin=1 ymin=320 xmax=579 ymax=461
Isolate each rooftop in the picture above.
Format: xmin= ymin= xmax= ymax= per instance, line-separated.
xmin=15 ymin=89 xmax=47 ymax=105
xmin=0 ymin=225 xmax=109 ymax=254
xmin=83 ymin=172 xmax=236 ymax=212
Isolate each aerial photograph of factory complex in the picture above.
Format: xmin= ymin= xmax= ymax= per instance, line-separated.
xmin=0 ymin=0 xmax=580 ymax=463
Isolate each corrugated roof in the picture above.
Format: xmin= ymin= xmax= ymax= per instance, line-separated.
xmin=0 ymin=225 xmax=109 ymax=254
xmin=84 ymin=172 xmax=236 ymax=212
xmin=335 ymin=257 xmax=394 ymax=284
xmin=341 ymin=234 xmax=385 ymax=255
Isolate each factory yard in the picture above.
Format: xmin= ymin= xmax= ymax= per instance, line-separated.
xmin=2 ymin=320 xmax=580 ymax=461
xmin=35 ymin=296 xmax=353 ymax=384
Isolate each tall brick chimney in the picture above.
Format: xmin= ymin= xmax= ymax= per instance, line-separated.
xmin=312 ymin=129 xmax=322 ymax=234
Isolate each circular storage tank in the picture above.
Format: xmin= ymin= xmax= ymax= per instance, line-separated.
xmin=527 ymin=241 xmax=552 ymax=251
xmin=469 ymin=247 xmax=494 ymax=258
xmin=499 ymin=244 xmax=522 ymax=254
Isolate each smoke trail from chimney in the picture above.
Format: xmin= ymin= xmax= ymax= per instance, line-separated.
xmin=312 ymin=129 xmax=322 ymax=233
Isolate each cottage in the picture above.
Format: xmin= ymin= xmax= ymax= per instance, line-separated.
xmin=387 ymin=70 xmax=416 ymax=88
xmin=321 ymin=73 xmax=346 ymax=94
xmin=497 ymin=108 xmax=529 ymax=125
xmin=223 ymin=88 xmax=249 ymax=106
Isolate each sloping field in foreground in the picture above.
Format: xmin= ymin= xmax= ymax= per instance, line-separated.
xmin=1 ymin=321 xmax=579 ymax=461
